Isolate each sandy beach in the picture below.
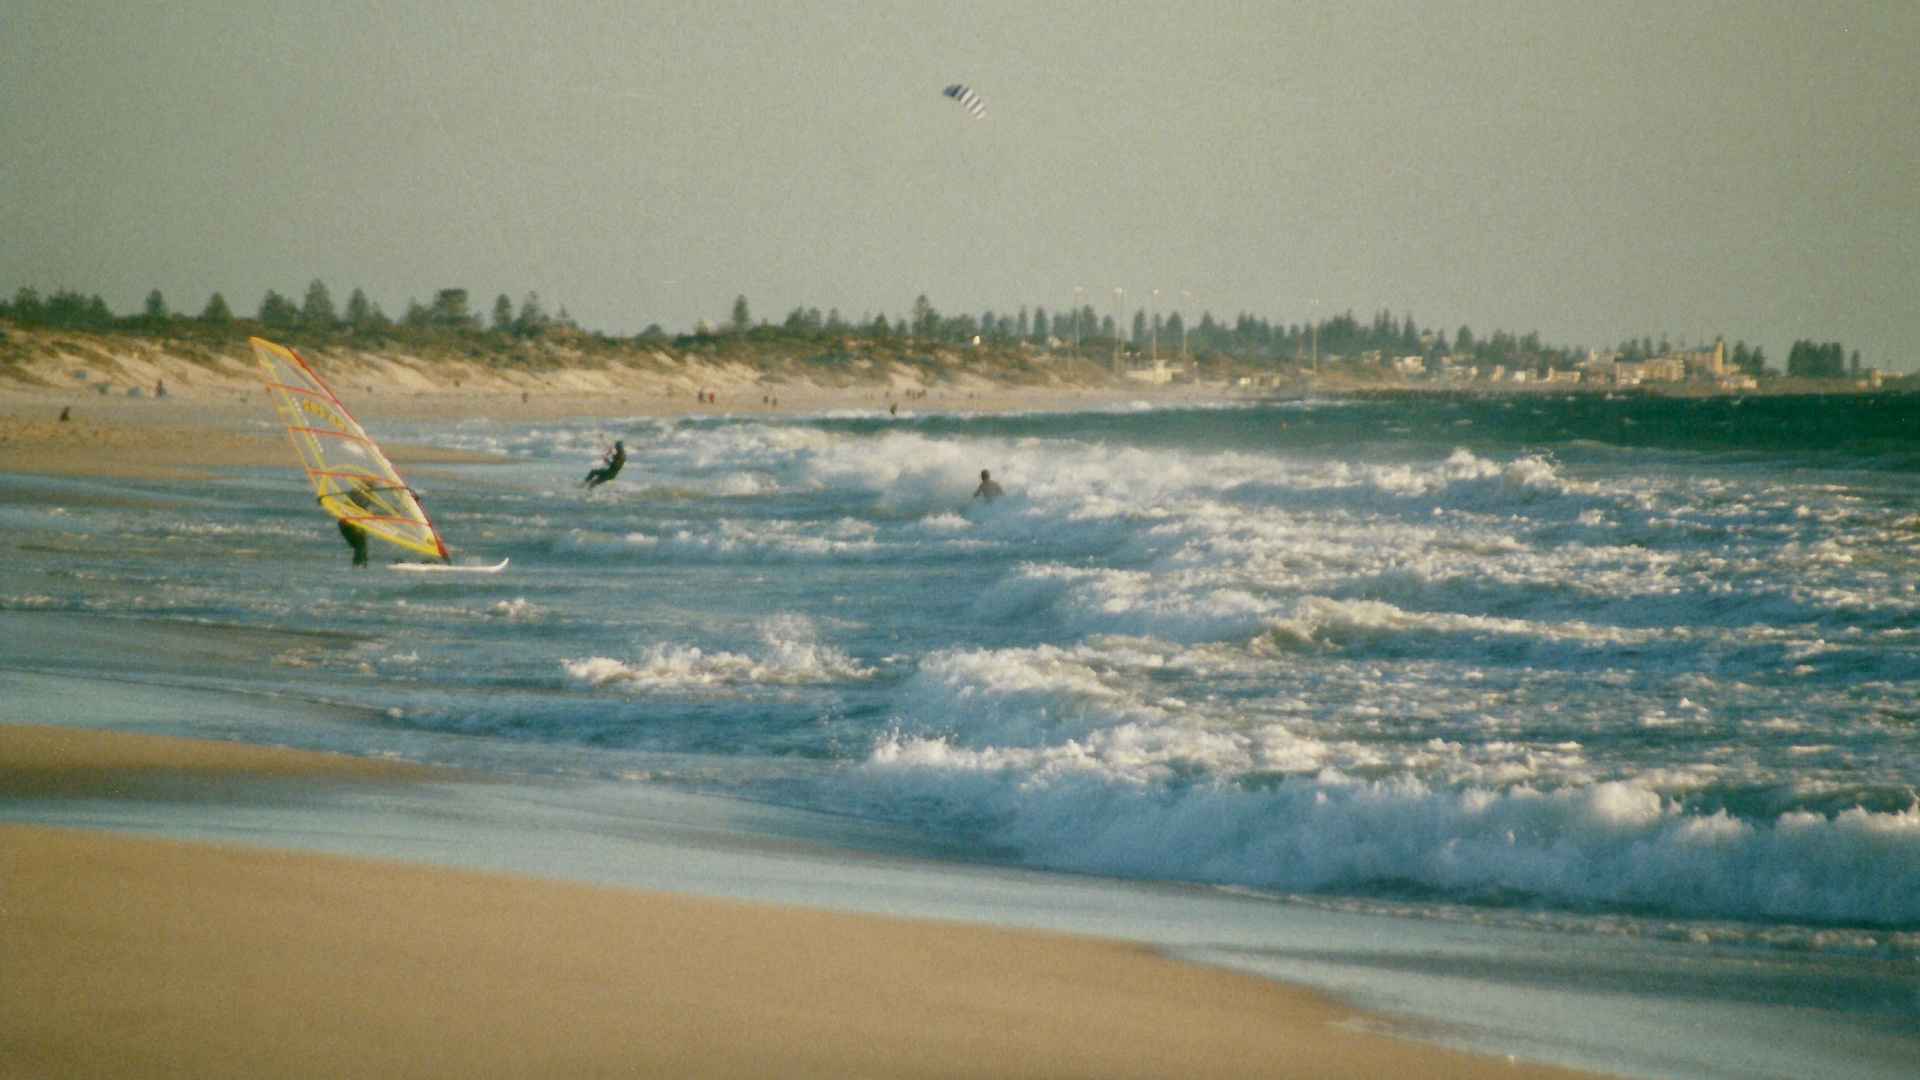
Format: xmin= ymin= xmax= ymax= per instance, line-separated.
xmin=0 ymin=722 xmax=1608 ymax=1080
xmin=0 ymin=370 xmax=1216 ymax=478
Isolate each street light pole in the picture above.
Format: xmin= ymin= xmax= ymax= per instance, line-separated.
xmin=1310 ymin=297 xmax=1319 ymax=375
xmin=1150 ymin=288 xmax=1159 ymax=365
xmin=1180 ymin=291 xmax=1190 ymax=364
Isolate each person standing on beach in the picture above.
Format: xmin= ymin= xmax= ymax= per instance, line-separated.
xmin=973 ymin=469 xmax=1003 ymax=501
xmin=583 ymin=440 xmax=626 ymax=489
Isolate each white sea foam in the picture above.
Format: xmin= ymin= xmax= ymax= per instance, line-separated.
xmin=490 ymin=598 xmax=544 ymax=620
xmin=563 ymin=615 xmax=874 ymax=690
xmin=853 ymin=738 xmax=1920 ymax=924
xmin=823 ymin=604 xmax=1920 ymax=927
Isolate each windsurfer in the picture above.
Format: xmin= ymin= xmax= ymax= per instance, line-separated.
xmin=338 ymin=519 xmax=370 ymax=567
xmin=584 ymin=441 xmax=626 ymax=489
xmin=337 ymin=481 xmax=378 ymax=567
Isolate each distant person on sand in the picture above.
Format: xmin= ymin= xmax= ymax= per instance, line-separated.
xmin=59 ymin=406 xmax=70 ymax=422
xmin=973 ymin=469 xmax=1003 ymax=501
xmin=583 ymin=440 xmax=626 ymax=489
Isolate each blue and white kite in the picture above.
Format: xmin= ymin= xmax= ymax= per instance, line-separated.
xmin=943 ymin=84 xmax=985 ymax=119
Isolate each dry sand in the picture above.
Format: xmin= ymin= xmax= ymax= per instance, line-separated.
xmin=0 ymin=375 xmax=1210 ymax=479
xmin=0 ymin=399 xmax=509 ymax=479
xmin=0 ymin=722 xmax=1610 ymax=1080
xmin=0 ymin=324 xmax=1233 ymax=432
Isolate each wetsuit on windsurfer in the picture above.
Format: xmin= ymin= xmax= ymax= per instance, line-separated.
xmin=337 ymin=482 xmax=377 ymax=567
xmin=338 ymin=519 xmax=370 ymax=568
xmin=584 ymin=440 xmax=626 ymax=489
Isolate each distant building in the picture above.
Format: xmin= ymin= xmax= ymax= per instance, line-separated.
xmin=1123 ymin=359 xmax=1174 ymax=385
xmin=1637 ymin=357 xmax=1687 ymax=382
xmin=1578 ymin=349 xmax=1621 ymax=380
xmin=1679 ymin=339 xmax=1725 ymax=380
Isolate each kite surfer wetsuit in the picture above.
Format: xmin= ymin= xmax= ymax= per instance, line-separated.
xmin=338 ymin=518 xmax=370 ymax=568
xmin=584 ymin=441 xmax=626 ymax=489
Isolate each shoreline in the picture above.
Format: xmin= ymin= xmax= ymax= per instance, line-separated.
xmin=0 ymin=721 xmax=1609 ymax=1079
xmin=0 ymin=379 xmax=1224 ymax=480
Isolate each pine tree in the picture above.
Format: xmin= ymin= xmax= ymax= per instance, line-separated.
xmin=515 ymin=293 xmax=547 ymax=337
xmin=257 ymin=290 xmax=298 ymax=329
xmin=301 ymin=280 xmax=337 ymax=328
xmin=428 ymin=288 xmax=474 ymax=328
xmin=344 ymin=288 xmax=378 ymax=328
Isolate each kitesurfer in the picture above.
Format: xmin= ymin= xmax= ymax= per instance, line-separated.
xmin=973 ymin=469 xmax=1003 ymax=501
xmin=584 ymin=440 xmax=626 ymax=489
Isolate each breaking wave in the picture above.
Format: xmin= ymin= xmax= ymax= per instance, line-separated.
xmin=564 ymin=615 xmax=874 ymax=690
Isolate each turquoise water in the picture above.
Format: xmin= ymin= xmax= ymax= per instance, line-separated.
xmin=4 ymin=394 xmax=1918 ymax=1078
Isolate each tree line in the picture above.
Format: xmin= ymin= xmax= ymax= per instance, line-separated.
xmin=2 ymin=281 xmax=1861 ymax=381
xmin=1784 ymin=340 xmax=1863 ymax=380
xmin=757 ymin=294 xmax=1591 ymax=372
xmin=0 ymin=281 xmax=568 ymax=341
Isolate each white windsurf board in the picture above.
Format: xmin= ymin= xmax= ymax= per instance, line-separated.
xmin=389 ymin=558 xmax=510 ymax=574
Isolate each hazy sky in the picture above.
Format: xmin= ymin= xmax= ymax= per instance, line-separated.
xmin=4 ymin=2 xmax=1915 ymax=367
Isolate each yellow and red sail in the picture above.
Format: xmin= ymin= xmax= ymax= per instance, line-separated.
xmin=251 ymin=337 xmax=449 ymax=561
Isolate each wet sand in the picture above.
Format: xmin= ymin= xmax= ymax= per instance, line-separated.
xmin=0 ymin=722 xmax=1609 ymax=1080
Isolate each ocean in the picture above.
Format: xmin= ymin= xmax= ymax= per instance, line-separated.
xmin=4 ymin=392 xmax=1918 ymax=1079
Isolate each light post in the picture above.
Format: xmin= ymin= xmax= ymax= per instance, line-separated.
xmin=1150 ymin=288 xmax=1159 ymax=365
xmin=1309 ymin=297 xmax=1319 ymax=375
xmin=1180 ymin=291 xmax=1190 ymax=364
